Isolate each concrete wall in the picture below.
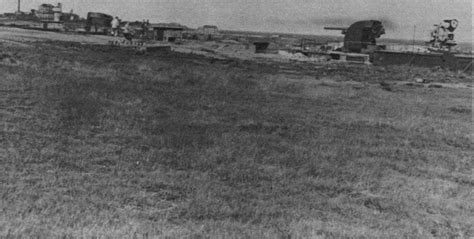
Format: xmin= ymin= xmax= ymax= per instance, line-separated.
xmin=373 ymin=51 xmax=473 ymax=73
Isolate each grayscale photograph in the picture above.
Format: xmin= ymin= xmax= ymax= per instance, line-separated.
xmin=0 ymin=0 xmax=472 ymax=238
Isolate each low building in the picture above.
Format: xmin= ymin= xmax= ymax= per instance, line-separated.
xmin=198 ymin=25 xmax=218 ymax=35
xmin=253 ymin=41 xmax=279 ymax=54
xmin=149 ymin=23 xmax=185 ymax=42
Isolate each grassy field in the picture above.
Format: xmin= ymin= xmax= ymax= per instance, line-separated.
xmin=1 ymin=40 xmax=473 ymax=238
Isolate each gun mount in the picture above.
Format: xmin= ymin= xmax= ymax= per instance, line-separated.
xmin=325 ymin=20 xmax=385 ymax=53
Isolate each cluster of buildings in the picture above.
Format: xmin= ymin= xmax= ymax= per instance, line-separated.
xmin=1 ymin=1 xmax=220 ymax=42
xmin=3 ymin=2 xmax=80 ymax=23
xmin=33 ymin=3 xmax=80 ymax=22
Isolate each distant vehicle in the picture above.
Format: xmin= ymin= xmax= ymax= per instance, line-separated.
xmin=85 ymin=12 xmax=113 ymax=34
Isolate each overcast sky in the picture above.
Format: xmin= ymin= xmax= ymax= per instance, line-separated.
xmin=2 ymin=0 xmax=472 ymax=42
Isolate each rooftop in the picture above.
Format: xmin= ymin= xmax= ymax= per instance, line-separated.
xmin=149 ymin=23 xmax=187 ymax=30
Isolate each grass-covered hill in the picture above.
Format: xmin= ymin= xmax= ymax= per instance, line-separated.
xmin=1 ymin=40 xmax=473 ymax=238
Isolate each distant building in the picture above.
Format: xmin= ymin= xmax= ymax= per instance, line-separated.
xmin=198 ymin=25 xmax=218 ymax=35
xmin=149 ymin=23 xmax=185 ymax=42
xmin=86 ymin=12 xmax=113 ymax=34
xmin=60 ymin=10 xmax=80 ymax=22
xmin=35 ymin=3 xmax=62 ymax=22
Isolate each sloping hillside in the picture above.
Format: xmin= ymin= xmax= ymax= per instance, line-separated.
xmin=1 ymin=32 xmax=473 ymax=238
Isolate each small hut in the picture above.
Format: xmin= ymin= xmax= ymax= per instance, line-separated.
xmin=149 ymin=23 xmax=185 ymax=42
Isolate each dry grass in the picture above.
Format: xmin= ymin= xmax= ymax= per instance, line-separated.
xmin=0 ymin=41 xmax=473 ymax=238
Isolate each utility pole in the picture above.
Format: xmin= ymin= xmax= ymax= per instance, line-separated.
xmin=17 ymin=0 xmax=21 ymax=13
xmin=412 ymin=25 xmax=416 ymax=52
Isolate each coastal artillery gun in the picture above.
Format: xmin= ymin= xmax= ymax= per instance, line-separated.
xmin=324 ymin=20 xmax=385 ymax=53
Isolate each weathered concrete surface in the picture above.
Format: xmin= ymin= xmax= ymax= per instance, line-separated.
xmin=373 ymin=50 xmax=473 ymax=73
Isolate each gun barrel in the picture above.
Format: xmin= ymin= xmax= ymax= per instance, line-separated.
xmin=324 ymin=27 xmax=348 ymax=31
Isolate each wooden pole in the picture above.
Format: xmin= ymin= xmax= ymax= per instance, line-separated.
xmin=412 ymin=25 xmax=416 ymax=52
